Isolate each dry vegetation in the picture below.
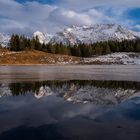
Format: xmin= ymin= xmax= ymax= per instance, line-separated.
xmin=0 ymin=48 xmax=80 ymax=65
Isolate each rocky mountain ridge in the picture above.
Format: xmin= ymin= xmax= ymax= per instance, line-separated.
xmin=1 ymin=24 xmax=140 ymax=47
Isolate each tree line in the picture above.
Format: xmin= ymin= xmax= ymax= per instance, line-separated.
xmin=5 ymin=34 xmax=140 ymax=57
xmin=6 ymin=80 xmax=140 ymax=96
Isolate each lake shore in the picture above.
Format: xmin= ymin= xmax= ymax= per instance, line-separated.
xmin=0 ymin=49 xmax=140 ymax=65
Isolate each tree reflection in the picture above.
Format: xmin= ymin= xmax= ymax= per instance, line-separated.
xmin=5 ymin=80 xmax=140 ymax=96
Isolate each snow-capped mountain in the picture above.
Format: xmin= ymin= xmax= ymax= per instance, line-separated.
xmin=1 ymin=24 xmax=140 ymax=47
xmin=49 ymin=24 xmax=140 ymax=45
xmin=33 ymin=31 xmax=53 ymax=44
xmin=0 ymin=33 xmax=10 ymax=47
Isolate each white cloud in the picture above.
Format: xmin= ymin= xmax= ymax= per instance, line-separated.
xmin=86 ymin=8 xmax=113 ymax=23
xmin=132 ymin=24 xmax=140 ymax=31
xmin=48 ymin=8 xmax=93 ymax=26
xmin=57 ymin=0 xmax=140 ymax=10
xmin=0 ymin=0 xmax=56 ymax=35
xmin=135 ymin=25 xmax=140 ymax=29
xmin=0 ymin=0 xmax=139 ymax=35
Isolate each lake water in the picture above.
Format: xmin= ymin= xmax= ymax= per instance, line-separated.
xmin=0 ymin=65 xmax=140 ymax=82
xmin=0 ymin=65 xmax=140 ymax=140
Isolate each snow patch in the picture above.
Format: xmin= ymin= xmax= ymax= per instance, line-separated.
xmin=83 ymin=52 xmax=140 ymax=65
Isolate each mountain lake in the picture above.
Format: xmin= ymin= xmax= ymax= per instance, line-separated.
xmin=0 ymin=65 xmax=140 ymax=140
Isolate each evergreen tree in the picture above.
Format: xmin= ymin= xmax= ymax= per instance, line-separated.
xmin=135 ymin=40 xmax=140 ymax=52
xmin=8 ymin=33 xmax=140 ymax=57
xmin=0 ymin=44 xmax=2 ymax=48
xmin=10 ymin=34 xmax=21 ymax=51
xmin=105 ymin=42 xmax=111 ymax=54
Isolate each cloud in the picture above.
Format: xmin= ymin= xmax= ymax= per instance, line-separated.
xmin=86 ymin=8 xmax=113 ymax=23
xmin=0 ymin=0 xmax=56 ymax=35
xmin=135 ymin=25 xmax=140 ymax=29
xmin=0 ymin=0 xmax=139 ymax=35
xmin=48 ymin=8 xmax=93 ymax=26
xmin=132 ymin=24 xmax=140 ymax=31
xmin=57 ymin=0 xmax=140 ymax=10
xmin=0 ymin=0 xmax=110 ymax=35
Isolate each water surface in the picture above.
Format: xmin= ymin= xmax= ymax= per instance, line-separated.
xmin=0 ymin=65 xmax=140 ymax=140
xmin=0 ymin=80 xmax=140 ymax=140
xmin=0 ymin=65 xmax=140 ymax=82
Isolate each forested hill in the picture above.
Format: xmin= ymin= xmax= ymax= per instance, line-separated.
xmin=3 ymin=34 xmax=140 ymax=57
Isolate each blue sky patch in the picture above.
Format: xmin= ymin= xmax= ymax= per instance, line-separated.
xmin=16 ymin=0 xmax=55 ymax=4
xmin=126 ymin=8 xmax=140 ymax=23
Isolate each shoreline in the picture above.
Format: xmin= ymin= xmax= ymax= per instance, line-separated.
xmin=0 ymin=49 xmax=140 ymax=65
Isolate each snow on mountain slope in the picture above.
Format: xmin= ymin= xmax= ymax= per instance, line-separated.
xmin=0 ymin=33 xmax=10 ymax=47
xmin=1 ymin=24 xmax=140 ymax=47
xmin=49 ymin=24 xmax=140 ymax=45
xmin=33 ymin=31 xmax=53 ymax=44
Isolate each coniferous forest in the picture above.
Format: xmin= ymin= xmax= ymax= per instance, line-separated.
xmin=6 ymin=34 xmax=140 ymax=57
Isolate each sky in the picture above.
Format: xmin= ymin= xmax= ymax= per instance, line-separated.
xmin=0 ymin=0 xmax=140 ymax=36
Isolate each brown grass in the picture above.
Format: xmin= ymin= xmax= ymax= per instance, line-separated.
xmin=0 ymin=49 xmax=80 ymax=65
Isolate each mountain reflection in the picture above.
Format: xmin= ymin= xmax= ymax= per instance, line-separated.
xmin=1 ymin=80 xmax=140 ymax=140
xmin=0 ymin=80 xmax=140 ymax=104
xmin=8 ymin=80 xmax=140 ymax=96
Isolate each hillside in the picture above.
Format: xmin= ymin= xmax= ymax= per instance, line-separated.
xmin=0 ymin=49 xmax=140 ymax=65
xmin=0 ymin=49 xmax=80 ymax=65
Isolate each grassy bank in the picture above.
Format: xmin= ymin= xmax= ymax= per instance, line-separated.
xmin=0 ymin=49 xmax=80 ymax=65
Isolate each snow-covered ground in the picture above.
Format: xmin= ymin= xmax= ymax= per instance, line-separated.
xmin=83 ymin=52 xmax=140 ymax=65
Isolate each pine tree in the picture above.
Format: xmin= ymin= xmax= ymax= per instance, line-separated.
xmin=105 ymin=42 xmax=111 ymax=54
xmin=135 ymin=40 xmax=140 ymax=52
xmin=10 ymin=34 xmax=21 ymax=51
xmin=0 ymin=44 xmax=2 ymax=48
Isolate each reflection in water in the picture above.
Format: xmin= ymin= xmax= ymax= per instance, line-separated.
xmin=1 ymin=80 xmax=140 ymax=94
xmin=0 ymin=80 xmax=140 ymax=140
xmin=1 ymin=80 xmax=140 ymax=104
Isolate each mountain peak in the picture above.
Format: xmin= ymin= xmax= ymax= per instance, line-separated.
xmin=0 ymin=33 xmax=10 ymax=47
xmin=49 ymin=24 xmax=140 ymax=45
xmin=33 ymin=31 xmax=53 ymax=44
xmin=1 ymin=24 xmax=140 ymax=47
xmin=33 ymin=31 xmax=46 ymax=44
